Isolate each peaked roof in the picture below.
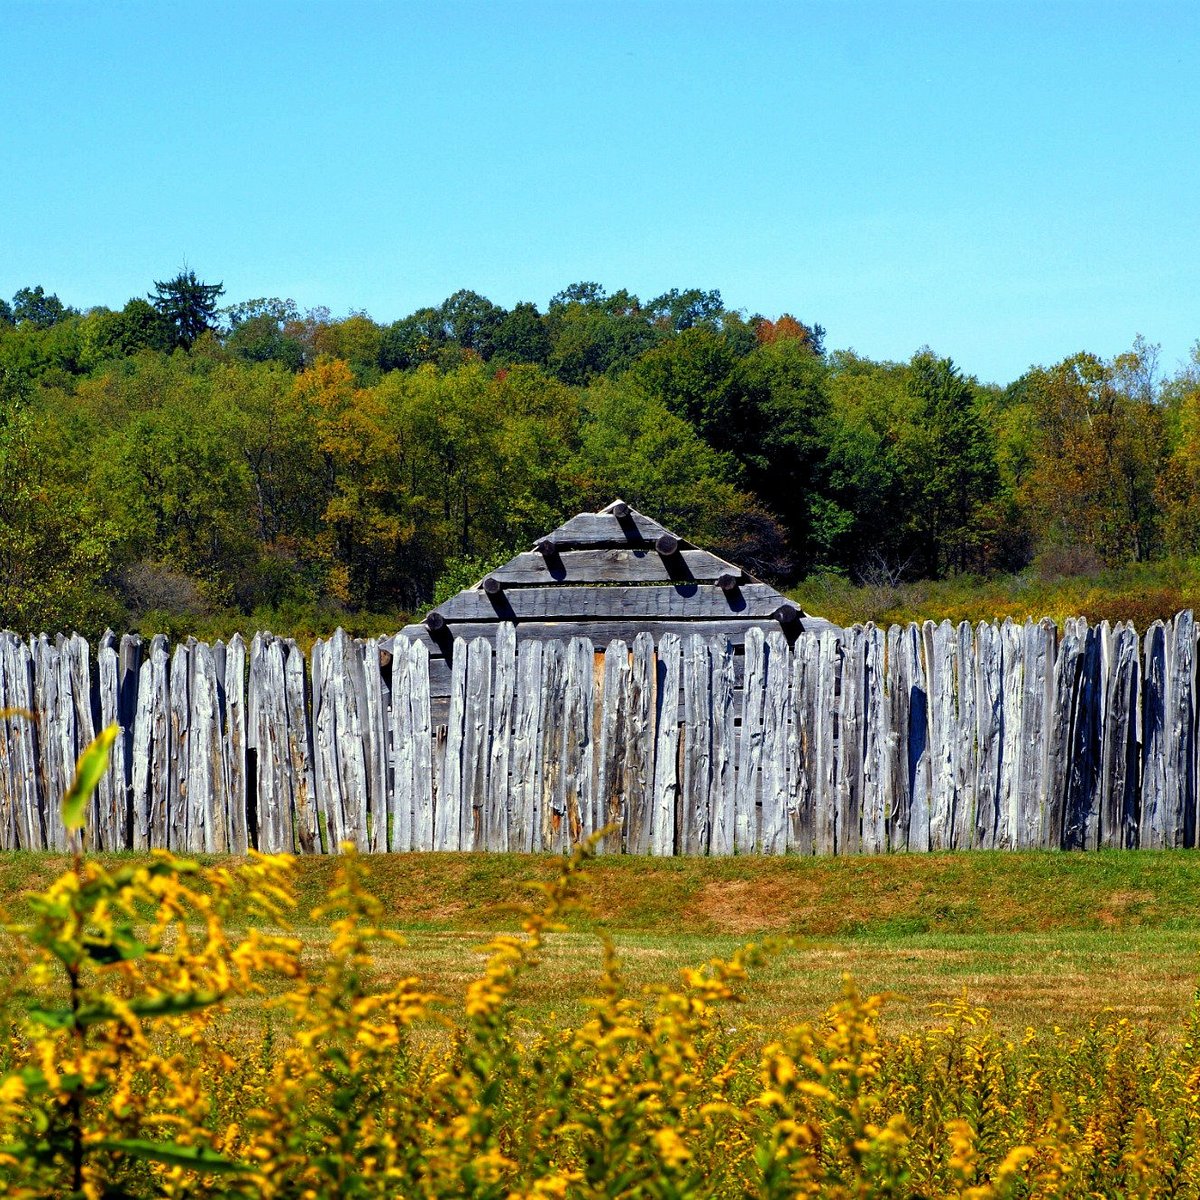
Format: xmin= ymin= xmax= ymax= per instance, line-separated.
xmin=400 ymin=500 xmax=834 ymax=659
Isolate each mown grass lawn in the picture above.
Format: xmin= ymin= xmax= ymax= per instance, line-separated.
xmin=4 ymin=848 xmax=1200 ymax=1038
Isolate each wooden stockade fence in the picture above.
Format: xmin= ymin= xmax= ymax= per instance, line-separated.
xmin=0 ymin=613 xmax=1197 ymax=855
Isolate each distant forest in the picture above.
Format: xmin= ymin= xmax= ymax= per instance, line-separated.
xmin=1 ymin=274 xmax=1197 ymax=638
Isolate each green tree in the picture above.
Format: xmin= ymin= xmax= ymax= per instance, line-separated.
xmin=12 ymin=285 xmax=69 ymax=329
xmin=149 ymin=270 xmax=225 ymax=349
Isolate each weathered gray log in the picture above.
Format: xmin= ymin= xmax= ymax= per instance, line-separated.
xmin=1168 ymin=610 xmax=1196 ymax=848
xmin=859 ymin=625 xmax=887 ymax=855
xmin=1099 ymin=622 xmax=1139 ymax=849
xmin=96 ymin=632 xmax=125 ymax=850
xmin=786 ymin=632 xmax=816 ymax=855
xmin=1047 ymin=618 xmax=1086 ymax=849
xmin=462 ymin=637 xmax=493 ymax=850
xmin=838 ymin=626 xmax=864 ymax=855
xmin=224 ymin=634 xmax=249 ymax=853
xmin=547 ymin=510 xmax=680 ymax=547
xmin=389 ymin=637 xmax=416 ymax=852
xmin=167 ymin=643 xmax=190 ymax=851
xmin=510 ymin=641 xmax=544 ymax=852
xmin=973 ymin=622 xmax=1002 ymax=851
xmin=995 ymin=619 xmax=1023 ymax=850
xmin=488 ymin=548 xmax=745 ymax=587
xmin=625 ymin=633 xmax=656 ymax=854
xmin=1 ymin=636 xmax=39 ymax=849
xmin=434 ymin=582 xmax=788 ymax=624
xmin=0 ymin=636 xmax=18 ymax=848
xmin=884 ymin=625 xmax=910 ymax=852
xmin=1141 ymin=619 xmax=1165 ymax=850
xmin=597 ymin=639 xmax=630 ymax=852
xmin=758 ymin=631 xmax=790 ymax=854
xmin=361 ymin=638 xmax=390 ymax=854
xmin=924 ymin=621 xmax=955 ymax=851
xmin=709 ymin=636 xmax=738 ymax=855
xmin=486 ymin=623 xmax=517 ymax=851
xmin=951 ymin=622 xmax=977 ymax=849
xmin=538 ymin=638 xmax=566 ymax=852
xmin=285 ymin=642 xmax=319 ymax=854
xmin=1018 ymin=620 xmax=1056 ymax=848
xmin=439 ymin=639 xmax=469 ymax=852
xmin=650 ymin=632 xmax=682 ymax=856
xmin=902 ymin=623 xmax=931 ymax=852
xmin=311 ymin=638 xmax=339 ymax=847
xmin=187 ymin=641 xmax=225 ymax=852
xmin=735 ymin=627 xmax=765 ymax=853
xmin=812 ymin=629 xmax=841 ymax=856
xmin=681 ymin=634 xmax=712 ymax=855
xmin=562 ymin=637 xmax=594 ymax=847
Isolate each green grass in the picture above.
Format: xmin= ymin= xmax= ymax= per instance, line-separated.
xmin=5 ymin=849 xmax=1200 ymax=1039
xmin=792 ymin=557 xmax=1200 ymax=630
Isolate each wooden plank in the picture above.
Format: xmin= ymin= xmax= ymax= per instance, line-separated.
xmin=760 ymin=630 xmax=790 ymax=854
xmin=681 ymin=634 xmax=712 ymax=855
xmin=710 ymin=637 xmax=737 ymax=855
xmin=489 ymin=548 xmax=745 ymax=587
xmin=596 ymin=639 xmax=630 ymax=852
xmin=434 ymin=582 xmax=788 ymax=623
xmin=1066 ymin=622 xmax=1103 ymax=851
xmin=486 ymin=622 xmax=517 ymax=851
xmin=735 ymin=627 xmax=765 ymax=853
xmin=510 ymin=641 xmax=543 ymax=852
xmin=901 ymin=623 xmax=930 ymax=852
xmin=651 ymin=632 xmax=682 ymax=855
xmin=545 ymin=509 xmax=681 ymax=548
xmin=462 ymin=637 xmax=493 ymax=850
xmin=538 ymin=639 xmax=566 ymax=852
xmin=625 ymin=633 xmax=656 ymax=854
xmin=3 ymin=637 xmax=39 ymax=850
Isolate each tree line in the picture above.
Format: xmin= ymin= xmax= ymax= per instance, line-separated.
xmin=1 ymin=272 xmax=1196 ymax=638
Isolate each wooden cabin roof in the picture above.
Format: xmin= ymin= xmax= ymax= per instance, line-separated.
xmin=398 ymin=500 xmax=836 ymax=667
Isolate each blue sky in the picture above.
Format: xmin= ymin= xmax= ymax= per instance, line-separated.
xmin=3 ymin=0 xmax=1197 ymax=385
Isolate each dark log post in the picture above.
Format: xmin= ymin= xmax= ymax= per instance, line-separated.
xmin=610 ymin=501 xmax=630 ymax=518
xmin=482 ymin=576 xmax=503 ymax=596
xmin=534 ymin=538 xmax=557 ymax=556
xmin=716 ymin=572 xmax=740 ymax=592
xmin=424 ymin=611 xmax=446 ymax=633
xmin=772 ymin=602 xmax=800 ymax=625
xmin=656 ymin=533 xmax=681 ymax=556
